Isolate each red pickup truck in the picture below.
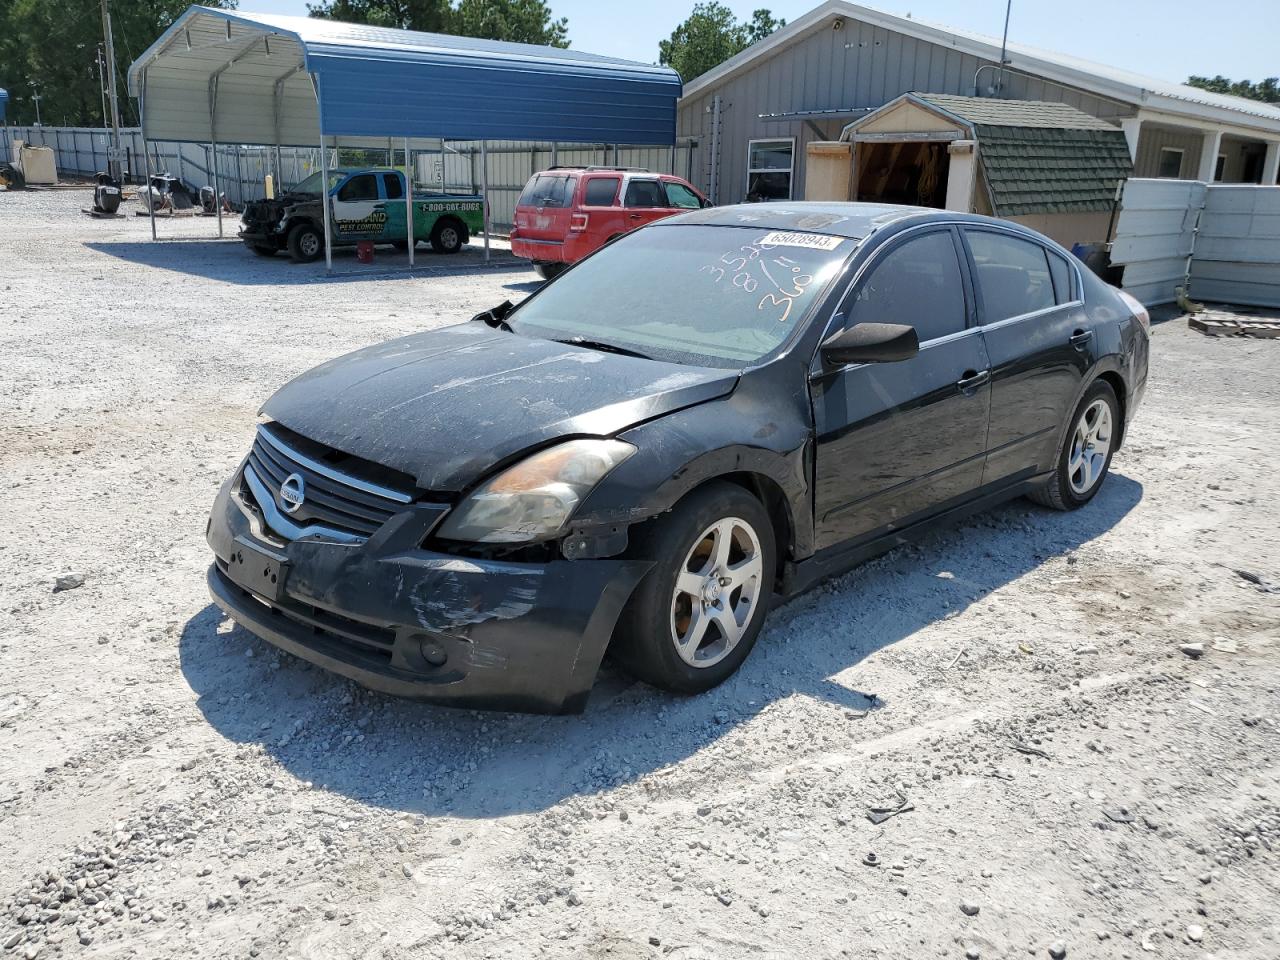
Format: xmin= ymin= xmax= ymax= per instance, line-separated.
xmin=509 ymin=167 xmax=710 ymax=279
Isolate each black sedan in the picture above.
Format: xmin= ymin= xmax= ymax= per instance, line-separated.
xmin=206 ymin=203 xmax=1149 ymax=713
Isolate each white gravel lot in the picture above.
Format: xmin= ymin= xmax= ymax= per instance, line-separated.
xmin=1 ymin=189 xmax=1278 ymax=960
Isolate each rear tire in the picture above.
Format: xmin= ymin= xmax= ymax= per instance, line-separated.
xmin=612 ymin=482 xmax=776 ymax=694
xmin=430 ymin=218 xmax=465 ymax=254
xmin=1030 ymin=379 xmax=1119 ymax=510
xmin=286 ymin=223 xmax=323 ymax=263
xmin=533 ymin=261 xmax=566 ymax=281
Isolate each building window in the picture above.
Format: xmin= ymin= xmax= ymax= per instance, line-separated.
xmin=1157 ymin=147 xmax=1185 ymax=179
xmin=1214 ymin=154 xmax=1227 ymax=182
xmin=746 ymin=138 xmax=794 ymax=201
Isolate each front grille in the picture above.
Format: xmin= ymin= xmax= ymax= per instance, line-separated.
xmin=246 ymin=424 xmax=416 ymax=539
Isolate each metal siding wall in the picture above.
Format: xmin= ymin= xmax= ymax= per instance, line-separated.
xmin=1134 ymin=126 xmax=1204 ymax=179
xmin=676 ymin=14 xmax=1141 ymax=204
xmin=1190 ymin=185 xmax=1280 ymax=307
xmin=1111 ymin=178 xmax=1207 ymax=305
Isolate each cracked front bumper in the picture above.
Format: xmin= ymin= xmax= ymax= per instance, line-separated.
xmin=205 ymin=475 xmax=649 ymax=714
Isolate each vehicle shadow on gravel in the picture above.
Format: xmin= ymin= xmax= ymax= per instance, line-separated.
xmin=179 ymin=474 xmax=1142 ymax=819
xmin=86 ymin=240 xmax=532 ymax=286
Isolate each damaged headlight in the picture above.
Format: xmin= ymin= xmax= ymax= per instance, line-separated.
xmin=436 ymin=439 xmax=636 ymax=544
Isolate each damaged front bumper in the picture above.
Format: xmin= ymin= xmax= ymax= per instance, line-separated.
xmin=205 ymin=474 xmax=649 ymax=714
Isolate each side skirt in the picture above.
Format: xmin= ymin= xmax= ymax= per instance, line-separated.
xmin=778 ymin=472 xmax=1050 ymax=600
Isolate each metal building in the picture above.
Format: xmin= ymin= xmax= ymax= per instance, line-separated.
xmin=678 ymin=0 xmax=1280 ymax=209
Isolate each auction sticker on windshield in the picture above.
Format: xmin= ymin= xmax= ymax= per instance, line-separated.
xmin=756 ymin=231 xmax=845 ymax=251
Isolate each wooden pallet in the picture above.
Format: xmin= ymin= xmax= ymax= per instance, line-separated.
xmin=1189 ymin=315 xmax=1280 ymax=339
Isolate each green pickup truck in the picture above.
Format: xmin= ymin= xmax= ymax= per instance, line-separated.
xmin=239 ymin=167 xmax=485 ymax=263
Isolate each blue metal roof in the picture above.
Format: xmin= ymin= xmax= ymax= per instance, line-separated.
xmin=128 ymin=6 xmax=681 ymax=145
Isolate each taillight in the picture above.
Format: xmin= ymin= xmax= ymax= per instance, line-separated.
xmin=569 ymin=213 xmax=589 ymax=233
xmin=1116 ymin=289 xmax=1150 ymax=331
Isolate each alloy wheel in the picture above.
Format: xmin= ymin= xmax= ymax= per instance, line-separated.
xmin=1068 ymin=398 xmax=1113 ymax=495
xmin=670 ymin=517 xmax=764 ymax=668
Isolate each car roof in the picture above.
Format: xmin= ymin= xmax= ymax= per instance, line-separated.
xmin=662 ymin=202 xmax=1034 ymax=240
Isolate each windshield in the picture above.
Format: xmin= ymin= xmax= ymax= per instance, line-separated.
xmin=290 ymin=171 xmax=345 ymax=195
xmin=509 ymin=225 xmax=854 ymax=367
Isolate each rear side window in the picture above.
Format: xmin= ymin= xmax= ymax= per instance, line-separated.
xmin=851 ymin=230 xmax=966 ymax=344
xmin=582 ymin=177 xmax=620 ymax=206
xmin=1047 ymin=250 xmax=1074 ymax=303
xmin=518 ymin=174 xmax=571 ymax=207
xmin=337 ymin=174 xmax=378 ymax=202
xmin=967 ymin=230 xmax=1055 ymax=322
xmin=382 ymin=173 xmax=403 ymax=200
xmin=624 ymin=179 xmax=665 ymax=208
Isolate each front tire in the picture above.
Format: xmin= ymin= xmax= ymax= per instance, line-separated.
xmin=1031 ymin=380 xmax=1119 ymax=510
xmin=286 ymin=223 xmax=323 ymax=263
xmin=612 ymin=482 xmax=776 ymax=694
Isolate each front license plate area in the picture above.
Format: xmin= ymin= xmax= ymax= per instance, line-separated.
xmin=227 ymin=535 xmax=289 ymax=601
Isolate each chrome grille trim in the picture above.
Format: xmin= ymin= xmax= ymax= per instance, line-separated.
xmin=257 ymin=424 xmax=413 ymax=504
xmin=241 ymin=465 xmax=366 ymax=544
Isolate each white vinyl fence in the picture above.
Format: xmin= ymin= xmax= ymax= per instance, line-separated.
xmin=1111 ymin=177 xmax=1280 ymax=308
xmin=2 ymin=126 xmax=695 ymax=231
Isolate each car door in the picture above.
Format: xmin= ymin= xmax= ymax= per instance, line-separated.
xmin=811 ymin=226 xmax=992 ymax=550
xmin=662 ymin=179 xmax=707 ymax=211
xmin=330 ymin=172 xmax=383 ymax=241
xmin=622 ymin=177 xmax=671 ymax=231
xmin=379 ymin=171 xmax=407 ymax=241
xmin=578 ymin=174 xmax=625 ymax=242
xmin=961 ymin=227 xmax=1096 ymax=486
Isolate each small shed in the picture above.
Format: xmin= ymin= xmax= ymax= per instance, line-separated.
xmin=820 ymin=92 xmax=1133 ymax=247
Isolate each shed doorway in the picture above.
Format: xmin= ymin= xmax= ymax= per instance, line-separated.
xmin=855 ymin=140 xmax=950 ymax=208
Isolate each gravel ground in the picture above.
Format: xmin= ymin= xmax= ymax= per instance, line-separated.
xmin=1 ymin=189 xmax=1278 ymax=960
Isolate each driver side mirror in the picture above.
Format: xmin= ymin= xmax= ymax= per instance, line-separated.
xmin=471 ymin=300 xmax=513 ymax=327
xmin=820 ymin=322 xmax=919 ymax=365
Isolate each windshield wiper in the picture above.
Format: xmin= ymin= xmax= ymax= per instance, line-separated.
xmin=552 ymin=337 xmax=653 ymax=360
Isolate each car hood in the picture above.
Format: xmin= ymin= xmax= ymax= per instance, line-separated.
xmin=260 ymin=322 xmax=739 ymax=492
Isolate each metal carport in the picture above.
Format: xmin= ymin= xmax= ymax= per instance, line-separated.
xmin=127 ymin=5 xmax=682 ymax=269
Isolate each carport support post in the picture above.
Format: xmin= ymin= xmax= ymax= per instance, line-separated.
xmin=211 ymin=139 xmax=223 ymax=237
xmin=319 ymin=134 xmax=333 ymax=271
xmin=481 ymin=140 xmax=490 ymax=262
xmin=139 ymin=69 xmax=157 ymax=241
xmin=404 ymin=137 xmax=414 ymax=268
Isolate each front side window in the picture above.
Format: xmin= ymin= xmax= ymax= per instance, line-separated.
xmin=747 ymin=139 xmax=794 ymax=201
xmin=336 ymin=174 xmax=378 ymax=202
xmin=664 ymin=182 xmax=704 ymax=209
xmin=966 ymin=230 xmax=1056 ymax=323
xmin=291 ymin=170 xmax=344 ymax=196
xmin=509 ymin=225 xmax=854 ymax=367
xmin=582 ymin=176 xmax=620 ymax=206
xmin=382 ymin=173 xmax=403 ymax=200
xmin=624 ymin=179 xmax=665 ymax=208
xmin=850 ymin=230 xmax=966 ymax=343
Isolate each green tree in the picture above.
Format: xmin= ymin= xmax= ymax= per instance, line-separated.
xmin=0 ymin=0 xmax=236 ymax=127
xmin=308 ymin=0 xmax=568 ymax=47
xmin=1186 ymin=75 xmax=1280 ymax=104
xmin=658 ymin=3 xmax=785 ymax=83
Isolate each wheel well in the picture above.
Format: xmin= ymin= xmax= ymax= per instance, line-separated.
xmin=715 ymin=472 xmax=793 ymax=586
xmin=1096 ymin=371 xmax=1127 ymax=449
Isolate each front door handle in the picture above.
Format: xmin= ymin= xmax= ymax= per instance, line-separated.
xmin=957 ymin=370 xmax=990 ymax=395
xmin=1070 ymin=329 xmax=1094 ymax=349
xmin=629 ymin=213 xmax=643 ymax=219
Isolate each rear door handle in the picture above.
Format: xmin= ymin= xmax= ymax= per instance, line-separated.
xmin=957 ymin=370 xmax=990 ymax=395
xmin=1070 ymin=329 xmax=1094 ymax=349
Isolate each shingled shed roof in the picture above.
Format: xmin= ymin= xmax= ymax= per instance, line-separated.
xmin=843 ymin=92 xmax=1133 ymax=217
xmin=915 ymin=94 xmax=1134 ymax=216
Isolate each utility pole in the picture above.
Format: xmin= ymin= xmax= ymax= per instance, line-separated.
xmin=100 ymin=0 xmax=124 ymax=181
xmin=96 ymin=44 xmax=109 ymax=129
xmin=997 ymin=0 xmax=1012 ymax=95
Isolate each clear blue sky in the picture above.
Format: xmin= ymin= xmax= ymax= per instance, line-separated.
xmin=247 ymin=0 xmax=1275 ymax=86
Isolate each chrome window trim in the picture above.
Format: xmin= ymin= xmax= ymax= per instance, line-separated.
xmin=978 ymin=299 xmax=1085 ymax=332
xmin=241 ymin=465 xmax=366 ymax=545
xmin=257 ymin=424 xmax=413 ymax=504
